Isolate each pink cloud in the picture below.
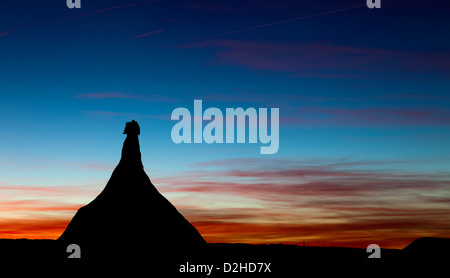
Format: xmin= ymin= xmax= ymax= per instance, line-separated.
xmin=190 ymin=39 xmax=450 ymax=78
xmin=0 ymin=218 xmax=70 ymax=239
xmin=161 ymin=178 xmax=448 ymax=200
xmin=152 ymin=155 xmax=450 ymax=248
xmin=76 ymin=92 xmax=177 ymax=102
xmin=302 ymin=107 xmax=450 ymax=126
xmin=178 ymin=2 xmax=242 ymax=13
xmin=131 ymin=29 xmax=164 ymax=39
xmin=0 ymin=199 xmax=81 ymax=212
xmin=156 ymin=156 xmax=450 ymax=203
xmin=0 ymin=30 xmax=13 ymax=37
xmin=0 ymin=183 xmax=99 ymax=199
xmin=0 ymin=26 xmax=20 ymax=37
xmin=85 ymin=110 xmax=130 ymax=117
xmin=1 ymin=155 xmax=448 ymax=247
xmin=72 ymin=162 xmax=115 ymax=171
xmin=276 ymin=106 xmax=450 ymax=127
xmin=84 ymin=110 xmax=170 ymax=121
xmin=192 ymin=219 xmax=450 ymax=248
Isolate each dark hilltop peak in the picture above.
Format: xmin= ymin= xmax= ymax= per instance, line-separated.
xmin=58 ymin=120 xmax=206 ymax=262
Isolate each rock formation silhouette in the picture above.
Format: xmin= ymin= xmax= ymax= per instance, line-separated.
xmin=58 ymin=120 xmax=206 ymax=261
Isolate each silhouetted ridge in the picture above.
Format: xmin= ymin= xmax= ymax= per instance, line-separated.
xmin=58 ymin=120 xmax=206 ymax=261
xmin=402 ymin=237 xmax=450 ymax=259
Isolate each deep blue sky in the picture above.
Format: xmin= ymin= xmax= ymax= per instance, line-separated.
xmin=0 ymin=0 xmax=449 ymax=246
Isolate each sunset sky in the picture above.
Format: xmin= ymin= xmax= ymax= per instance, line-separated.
xmin=0 ymin=0 xmax=449 ymax=249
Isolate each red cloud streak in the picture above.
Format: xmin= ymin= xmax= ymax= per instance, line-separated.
xmin=1 ymin=157 xmax=448 ymax=249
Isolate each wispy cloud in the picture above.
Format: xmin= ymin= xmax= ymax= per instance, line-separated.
xmin=189 ymin=39 xmax=450 ymax=79
xmin=84 ymin=110 xmax=131 ymax=118
xmin=179 ymin=2 xmax=240 ymax=13
xmin=61 ymin=0 xmax=161 ymax=22
xmin=192 ymin=218 xmax=449 ymax=248
xmin=131 ymin=29 xmax=164 ymax=39
xmin=0 ymin=184 xmax=97 ymax=196
xmin=76 ymin=92 xmax=177 ymax=102
xmin=0 ymin=181 xmax=99 ymax=239
xmin=289 ymin=107 xmax=450 ymax=127
xmin=207 ymin=3 xmax=366 ymax=38
xmin=0 ymin=218 xmax=70 ymax=239
xmin=0 ymin=199 xmax=81 ymax=212
xmin=84 ymin=110 xmax=169 ymax=121
xmin=1 ymin=155 xmax=449 ymax=245
xmin=154 ymin=156 xmax=450 ymax=248
xmin=1 ymin=1 xmax=161 ymax=39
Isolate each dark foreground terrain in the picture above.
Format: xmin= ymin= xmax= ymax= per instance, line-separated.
xmin=0 ymin=237 xmax=448 ymax=276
